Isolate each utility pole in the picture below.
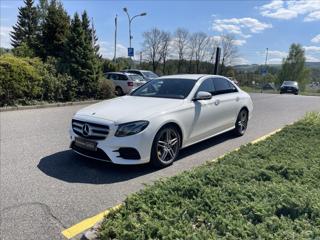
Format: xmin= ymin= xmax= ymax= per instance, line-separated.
xmin=139 ymin=51 xmax=142 ymax=66
xmin=214 ymin=47 xmax=221 ymax=75
xmin=113 ymin=14 xmax=117 ymax=62
xmin=265 ymin=47 xmax=269 ymax=65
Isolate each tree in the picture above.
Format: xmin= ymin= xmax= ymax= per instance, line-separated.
xmin=278 ymin=43 xmax=309 ymax=90
xmin=220 ymin=35 xmax=238 ymax=74
xmin=142 ymin=28 xmax=166 ymax=72
xmin=64 ymin=12 xmax=103 ymax=98
xmin=191 ymin=32 xmax=209 ymax=73
xmin=174 ymin=28 xmax=189 ymax=73
xmin=159 ymin=31 xmax=171 ymax=75
xmin=40 ymin=0 xmax=70 ymax=59
xmin=10 ymin=0 xmax=38 ymax=51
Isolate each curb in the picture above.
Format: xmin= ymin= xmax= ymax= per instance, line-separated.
xmin=0 ymin=100 xmax=100 ymax=112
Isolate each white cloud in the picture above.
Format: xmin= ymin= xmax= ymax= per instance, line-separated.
xmin=268 ymin=50 xmax=287 ymax=58
xmin=311 ymin=34 xmax=320 ymax=43
xmin=306 ymin=55 xmax=320 ymax=62
xmin=0 ymin=26 xmax=12 ymax=48
xmin=259 ymin=0 xmax=320 ymax=21
xmin=212 ymin=17 xmax=272 ymax=38
xmin=232 ymin=57 xmax=250 ymax=65
xmin=303 ymin=45 xmax=320 ymax=52
xmin=98 ymin=41 xmax=128 ymax=59
xmin=233 ymin=39 xmax=246 ymax=46
xmin=268 ymin=58 xmax=283 ymax=64
xmin=305 ymin=11 xmax=320 ymax=22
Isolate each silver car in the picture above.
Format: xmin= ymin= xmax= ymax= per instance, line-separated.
xmin=105 ymin=72 xmax=146 ymax=95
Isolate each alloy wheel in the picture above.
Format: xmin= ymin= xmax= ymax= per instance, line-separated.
xmin=156 ymin=129 xmax=179 ymax=163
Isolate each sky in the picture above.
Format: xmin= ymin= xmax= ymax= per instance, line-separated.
xmin=1 ymin=0 xmax=320 ymax=65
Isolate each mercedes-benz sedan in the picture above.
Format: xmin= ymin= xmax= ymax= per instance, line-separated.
xmin=69 ymin=74 xmax=253 ymax=168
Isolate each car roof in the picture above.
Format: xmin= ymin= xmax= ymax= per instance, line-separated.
xmin=158 ymin=74 xmax=227 ymax=80
xmin=106 ymin=72 xmax=138 ymax=76
xmin=123 ymin=69 xmax=153 ymax=73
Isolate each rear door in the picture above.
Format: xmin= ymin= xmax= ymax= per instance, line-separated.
xmin=211 ymin=77 xmax=241 ymax=132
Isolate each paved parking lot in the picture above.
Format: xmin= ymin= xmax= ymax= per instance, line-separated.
xmin=1 ymin=93 xmax=320 ymax=240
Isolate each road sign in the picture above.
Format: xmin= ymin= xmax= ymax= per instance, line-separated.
xmin=128 ymin=48 xmax=134 ymax=57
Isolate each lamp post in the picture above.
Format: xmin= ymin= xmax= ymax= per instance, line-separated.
xmin=123 ymin=7 xmax=146 ymax=49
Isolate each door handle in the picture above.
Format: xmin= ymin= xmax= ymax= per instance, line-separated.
xmin=236 ymin=96 xmax=240 ymax=102
xmin=214 ymin=99 xmax=220 ymax=105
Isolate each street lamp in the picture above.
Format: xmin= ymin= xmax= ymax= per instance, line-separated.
xmin=123 ymin=7 xmax=147 ymax=49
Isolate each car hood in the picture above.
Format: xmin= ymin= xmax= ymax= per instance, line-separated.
xmin=75 ymin=96 xmax=184 ymax=123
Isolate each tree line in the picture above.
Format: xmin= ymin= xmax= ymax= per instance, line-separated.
xmin=141 ymin=28 xmax=238 ymax=75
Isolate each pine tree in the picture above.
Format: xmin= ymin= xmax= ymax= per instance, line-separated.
xmin=10 ymin=0 xmax=38 ymax=50
xmin=40 ymin=0 xmax=70 ymax=59
xmin=64 ymin=12 xmax=103 ymax=98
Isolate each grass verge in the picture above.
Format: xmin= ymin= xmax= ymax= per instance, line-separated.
xmin=99 ymin=112 xmax=320 ymax=240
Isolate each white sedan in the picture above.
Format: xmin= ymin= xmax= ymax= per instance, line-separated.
xmin=69 ymin=74 xmax=253 ymax=168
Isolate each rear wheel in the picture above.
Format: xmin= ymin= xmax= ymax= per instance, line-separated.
xmin=234 ymin=109 xmax=248 ymax=136
xmin=150 ymin=126 xmax=181 ymax=168
xmin=115 ymin=86 xmax=123 ymax=96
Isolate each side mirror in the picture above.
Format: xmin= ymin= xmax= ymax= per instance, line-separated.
xmin=193 ymin=91 xmax=212 ymax=101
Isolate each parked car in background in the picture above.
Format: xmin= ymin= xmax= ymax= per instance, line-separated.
xmin=69 ymin=74 xmax=253 ymax=168
xmin=105 ymin=72 xmax=146 ymax=95
xmin=122 ymin=69 xmax=159 ymax=81
xmin=280 ymin=81 xmax=299 ymax=95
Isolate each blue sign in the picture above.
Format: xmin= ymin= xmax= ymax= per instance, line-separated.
xmin=128 ymin=48 xmax=134 ymax=57
xmin=261 ymin=68 xmax=268 ymax=76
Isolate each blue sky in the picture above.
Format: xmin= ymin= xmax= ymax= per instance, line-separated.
xmin=1 ymin=0 xmax=320 ymax=65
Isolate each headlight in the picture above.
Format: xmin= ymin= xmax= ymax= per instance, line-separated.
xmin=115 ymin=121 xmax=149 ymax=137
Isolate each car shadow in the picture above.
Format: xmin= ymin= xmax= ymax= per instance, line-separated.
xmin=177 ymin=130 xmax=237 ymax=160
xmin=37 ymin=150 xmax=155 ymax=184
xmin=38 ymin=131 xmax=237 ymax=184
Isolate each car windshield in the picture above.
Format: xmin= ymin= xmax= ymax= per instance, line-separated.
xmin=131 ymin=78 xmax=196 ymax=99
xmin=142 ymin=71 xmax=159 ymax=79
xmin=283 ymin=81 xmax=298 ymax=86
xmin=129 ymin=74 xmax=144 ymax=82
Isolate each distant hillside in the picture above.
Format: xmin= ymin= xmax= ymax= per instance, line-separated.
xmin=234 ymin=62 xmax=320 ymax=72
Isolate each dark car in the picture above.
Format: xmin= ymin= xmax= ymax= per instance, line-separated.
xmin=280 ymin=81 xmax=299 ymax=95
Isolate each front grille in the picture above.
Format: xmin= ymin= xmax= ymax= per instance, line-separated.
xmin=71 ymin=142 xmax=111 ymax=162
xmin=72 ymin=119 xmax=109 ymax=140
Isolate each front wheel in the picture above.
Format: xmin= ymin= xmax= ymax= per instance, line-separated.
xmin=234 ymin=109 xmax=248 ymax=136
xmin=150 ymin=126 xmax=181 ymax=168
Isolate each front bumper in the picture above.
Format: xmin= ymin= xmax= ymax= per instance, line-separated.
xmin=280 ymin=87 xmax=298 ymax=94
xmin=69 ymin=116 xmax=153 ymax=165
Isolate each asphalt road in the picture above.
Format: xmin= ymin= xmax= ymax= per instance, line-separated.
xmin=1 ymin=93 xmax=320 ymax=240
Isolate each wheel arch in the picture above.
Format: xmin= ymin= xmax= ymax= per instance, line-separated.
xmin=156 ymin=121 xmax=184 ymax=147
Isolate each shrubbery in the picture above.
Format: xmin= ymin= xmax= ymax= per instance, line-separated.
xmin=0 ymin=54 xmax=114 ymax=106
xmin=99 ymin=113 xmax=320 ymax=239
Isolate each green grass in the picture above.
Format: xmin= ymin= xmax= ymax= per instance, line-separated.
xmin=99 ymin=113 xmax=320 ymax=240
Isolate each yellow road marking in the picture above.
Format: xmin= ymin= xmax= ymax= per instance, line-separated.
xmin=250 ymin=128 xmax=282 ymax=144
xmin=61 ymin=204 xmax=122 ymax=239
xmin=211 ymin=128 xmax=283 ymax=163
xmin=61 ymin=128 xmax=283 ymax=239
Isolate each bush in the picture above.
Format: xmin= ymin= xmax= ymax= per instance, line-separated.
xmin=97 ymin=79 xmax=115 ymax=100
xmin=0 ymin=54 xmax=43 ymax=106
xmin=99 ymin=113 xmax=320 ymax=239
xmin=0 ymin=54 xmax=79 ymax=106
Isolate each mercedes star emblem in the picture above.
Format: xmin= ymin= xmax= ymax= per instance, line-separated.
xmin=82 ymin=123 xmax=90 ymax=136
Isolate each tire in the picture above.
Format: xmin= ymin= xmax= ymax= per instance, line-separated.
xmin=150 ymin=126 xmax=181 ymax=168
xmin=234 ymin=109 xmax=249 ymax=137
xmin=115 ymin=86 xmax=123 ymax=96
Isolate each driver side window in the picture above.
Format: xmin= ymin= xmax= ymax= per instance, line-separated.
xmin=197 ymin=79 xmax=215 ymax=95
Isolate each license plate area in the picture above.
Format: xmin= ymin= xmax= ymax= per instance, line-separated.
xmin=74 ymin=137 xmax=97 ymax=151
